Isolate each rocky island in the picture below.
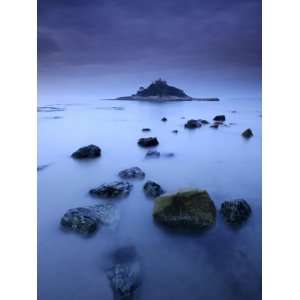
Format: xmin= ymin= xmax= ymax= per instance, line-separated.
xmin=116 ymin=79 xmax=220 ymax=102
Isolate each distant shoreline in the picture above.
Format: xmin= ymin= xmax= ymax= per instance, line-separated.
xmin=105 ymin=96 xmax=220 ymax=102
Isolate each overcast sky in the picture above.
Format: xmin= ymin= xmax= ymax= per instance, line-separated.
xmin=38 ymin=0 xmax=261 ymax=100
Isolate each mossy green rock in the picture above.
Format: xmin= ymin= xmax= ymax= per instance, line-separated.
xmin=153 ymin=189 xmax=216 ymax=229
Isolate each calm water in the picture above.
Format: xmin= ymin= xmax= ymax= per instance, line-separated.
xmin=38 ymin=98 xmax=261 ymax=300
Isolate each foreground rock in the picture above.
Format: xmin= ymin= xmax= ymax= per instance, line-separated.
xmin=184 ymin=119 xmax=202 ymax=129
xmin=143 ymin=180 xmax=164 ymax=198
xmin=242 ymin=128 xmax=254 ymax=138
xmin=90 ymin=181 xmax=133 ymax=198
xmin=118 ymin=167 xmax=145 ymax=180
xmin=60 ymin=204 xmax=119 ymax=234
xmin=153 ymin=189 xmax=216 ymax=229
xmin=220 ymin=199 xmax=252 ymax=225
xmin=106 ymin=246 xmax=141 ymax=300
xmin=137 ymin=137 xmax=159 ymax=147
xmin=145 ymin=150 xmax=160 ymax=158
xmin=213 ymin=115 xmax=226 ymax=122
xmin=71 ymin=144 xmax=101 ymax=159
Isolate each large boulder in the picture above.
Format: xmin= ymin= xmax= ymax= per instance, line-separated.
xmin=90 ymin=181 xmax=133 ymax=198
xmin=184 ymin=119 xmax=202 ymax=129
xmin=60 ymin=204 xmax=119 ymax=234
xmin=153 ymin=189 xmax=216 ymax=229
xmin=242 ymin=128 xmax=254 ymax=138
xmin=106 ymin=246 xmax=141 ymax=300
xmin=118 ymin=167 xmax=145 ymax=180
xmin=143 ymin=180 xmax=164 ymax=198
xmin=220 ymin=199 xmax=252 ymax=225
xmin=137 ymin=137 xmax=159 ymax=147
xmin=213 ymin=115 xmax=226 ymax=122
xmin=71 ymin=144 xmax=101 ymax=159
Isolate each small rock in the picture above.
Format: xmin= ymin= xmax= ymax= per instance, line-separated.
xmin=118 ymin=167 xmax=145 ymax=180
xmin=184 ymin=119 xmax=202 ymax=129
xmin=137 ymin=137 xmax=159 ymax=147
xmin=213 ymin=115 xmax=226 ymax=122
xmin=71 ymin=144 xmax=101 ymax=159
xmin=37 ymin=164 xmax=50 ymax=171
xmin=162 ymin=152 xmax=175 ymax=158
xmin=199 ymin=119 xmax=210 ymax=125
xmin=220 ymin=199 xmax=252 ymax=225
xmin=153 ymin=189 xmax=216 ymax=229
xmin=231 ymin=110 xmax=237 ymax=113
xmin=172 ymin=130 xmax=178 ymax=134
xmin=143 ymin=180 xmax=164 ymax=197
xmin=90 ymin=181 xmax=133 ymax=198
xmin=242 ymin=128 xmax=254 ymax=138
xmin=210 ymin=123 xmax=219 ymax=129
xmin=161 ymin=117 xmax=167 ymax=122
xmin=60 ymin=204 xmax=119 ymax=234
xmin=145 ymin=150 xmax=160 ymax=158
xmin=142 ymin=128 xmax=151 ymax=132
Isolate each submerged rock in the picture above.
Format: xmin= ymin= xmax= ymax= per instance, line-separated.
xmin=162 ymin=152 xmax=175 ymax=158
xmin=90 ymin=181 xmax=133 ymax=198
xmin=37 ymin=164 xmax=50 ymax=171
xmin=172 ymin=130 xmax=178 ymax=134
xmin=184 ymin=119 xmax=202 ymax=129
xmin=137 ymin=137 xmax=159 ymax=147
xmin=142 ymin=128 xmax=151 ymax=132
xmin=161 ymin=117 xmax=167 ymax=122
xmin=143 ymin=180 xmax=164 ymax=198
xmin=145 ymin=150 xmax=160 ymax=158
xmin=220 ymin=199 xmax=252 ymax=225
xmin=242 ymin=128 xmax=254 ymax=138
xmin=71 ymin=144 xmax=101 ymax=159
xmin=106 ymin=246 xmax=141 ymax=300
xmin=213 ymin=115 xmax=226 ymax=122
xmin=199 ymin=119 xmax=210 ymax=125
xmin=210 ymin=123 xmax=219 ymax=129
xmin=60 ymin=204 xmax=119 ymax=234
xmin=153 ymin=189 xmax=216 ymax=229
xmin=118 ymin=167 xmax=145 ymax=180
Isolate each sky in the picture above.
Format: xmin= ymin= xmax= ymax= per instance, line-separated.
xmin=38 ymin=0 xmax=261 ymax=101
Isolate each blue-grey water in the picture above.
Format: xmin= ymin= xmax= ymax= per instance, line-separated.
xmin=38 ymin=98 xmax=261 ymax=300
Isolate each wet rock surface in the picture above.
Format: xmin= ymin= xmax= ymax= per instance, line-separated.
xmin=220 ymin=199 xmax=252 ymax=225
xmin=184 ymin=119 xmax=202 ymax=129
xmin=242 ymin=128 xmax=254 ymax=138
xmin=153 ymin=189 xmax=216 ymax=229
xmin=60 ymin=204 xmax=119 ymax=234
xmin=213 ymin=115 xmax=226 ymax=122
xmin=90 ymin=181 xmax=133 ymax=198
xmin=137 ymin=137 xmax=159 ymax=147
xmin=71 ymin=144 xmax=101 ymax=159
xmin=118 ymin=167 xmax=145 ymax=180
xmin=143 ymin=180 xmax=164 ymax=198
xmin=106 ymin=246 xmax=141 ymax=300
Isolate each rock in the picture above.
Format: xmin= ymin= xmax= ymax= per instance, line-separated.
xmin=106 ymin=246 xmax=141 ymax=300
xmin=137 ymin=137 xmax=159 ymax=147
xmin=199 ymin=119 xmax=209 ymax=125
xmin=242 ymin=128 xmax=254 ymax=138
xmin=90 ymin=181 xmax=133 ymax=198
xmin=231 ymin=110 xmax=237 ymax=113
xmin=162 ymin=152 xmax=175 ymax=158
xmin=145 ymin=150 xmax=160 ymax=158
xmin=220 ymin=199 xmax=252 ymax=225
xmin=172 ymin=130 xmax=178 ymax=134
xmin=142 ymin=128 xmax=151 ymax=132
xmin=71 ymin=144 xmax=101 ymax=159
xmin=161 ymin=117 xmax=167 ymax=122
xmin=143 ymin=180 xmax=164 ymax=198
xmin=153 ymin=189 xmax=216 ymax=229
xmin=118 ymin=167 xmax=145 ymax=180
xmin=210 ymin=123 xmax=219 ymax=129
xmin=60 ymin=204 xmax=119 ymax=234
xmin=184 ymin=119 xmax=202 ymax=129
xmin=213 ymin=115 xmax=226 ymax=122
xmin=37 ymin=164 xmax=50 ymax=171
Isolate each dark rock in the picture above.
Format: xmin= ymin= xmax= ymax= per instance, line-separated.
xmin=90 ymin=181 xmax=133 ymax=198
xmin=153 ymin=189 xmax=216 ymax=229
xmin=199 ymin=119 xmax=210 ymax=125
xmin=145 ymin=150 xmax=160 ymax=158
xmin=162 ymin=152 xmax=175 ymax=158
xmin=118 ymin=167 xmax=145 ymax=180
xmin=142 ymin=128 xmax=151 ymax=132
xmin=143 ymin=180 xmax=164 ymax=198
xmin=213 ymin=115 xmax=226 ymax=122
xmin=242 ymin=128 xmax=254 ymax=138
xmin=71 ymin=144 xmax=101 ymax=159
xmin=106 ymin=246 xmax=141 ymax=300
xmin=137 ymin=137 xmax=159 ymax=147
xmin=60 ymin=204 xmax=119 ymax=234
xmin=184 ymin=119 xmax=202 ymax=129
xmin=161 ymin=117 xmax=167 ymax=122
xmin=172 ymin=130 xmax=178 ymax=134
xmin=210 ymin=123 xmax=219 ymax=129
xmin=220 ymin=199 xmax=252 ymax=225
